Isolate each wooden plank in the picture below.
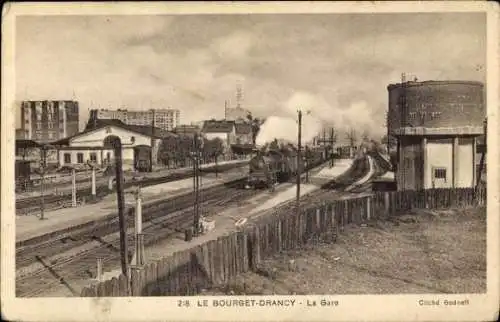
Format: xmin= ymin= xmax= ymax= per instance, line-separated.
xmin=165 ymin=256 xmax=174 ymax=296
xmin=172 ymin=252 xmax=180 ymax=295
xmin=208 ymin=240 xmax=216 ymax=286
xmin=201 ymin=243 xmax=211 ymax=289
xmin=277 ymin=219 xmax=283 ymax=252
xmin=130 ymin=268 xmax=140 ymax=296
xmin=111 ymin=277 xmax=120 ymax=297
xmin=216 ymin=237 xmax=225 ymax=285
xmin=118 ymin=274 xmax=129 ymax=296
xmin=224 ymin=235 xmax=231 ymax=283
xmin=242 ymin=232 xmax=249 ymax=272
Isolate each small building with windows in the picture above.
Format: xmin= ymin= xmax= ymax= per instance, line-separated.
xmin=52 ymin=121 xmax=166 ymax=170
xmin=387 ymin=80 xmax=485 ymax=190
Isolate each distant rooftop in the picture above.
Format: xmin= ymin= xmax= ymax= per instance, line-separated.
xmin=387 ymin=80 xmax=484 ymax=90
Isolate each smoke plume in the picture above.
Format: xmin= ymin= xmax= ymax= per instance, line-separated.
xmin=255 ymin=91 xmax=385 ymax=146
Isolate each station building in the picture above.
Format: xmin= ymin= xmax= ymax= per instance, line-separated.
xmin=52 ymin=120 xmax=169 ymax=170
xmin=387 ymin=80 xmax=485 ymax=191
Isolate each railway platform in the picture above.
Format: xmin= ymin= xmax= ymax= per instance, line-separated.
xmin=16 ymin=168 xmax=246 ymax=243
xmin=305 ymin=159 xmax=354 ymax=186
xmin=41 ymin=175 xmax=335 ymax=296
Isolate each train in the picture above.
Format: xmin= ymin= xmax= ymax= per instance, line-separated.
xmin=246 ymin=144 xmax=326 ymax=189
xmin=133 ymin=145 xmax=153 ymax=172
xmin=15 ymin=160 xmax=33 ymax=193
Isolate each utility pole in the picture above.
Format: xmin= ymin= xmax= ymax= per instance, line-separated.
xmin=106 ymin=136 xmax=129 ymax=276
xmin=296 ymin=110 xmax=302 ymax=214
xmin=330 ymin=128 xmax=335 ymax=167
xmin=305 ymin=146 xmax=309 ymax=183
xmin=192 ymin=133 xmax=202 ymax=236
xmin=150 ymin=108 xmax=155 ymax=172
xmin=39 ymin=146 xmax=47 ymax=220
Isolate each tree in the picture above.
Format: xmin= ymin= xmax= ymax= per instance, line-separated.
xmin=247 ymin=113 xmax=264 ymax=146
xmin=346 ymin=128 xmax=358 ymax=148
xmin=158 ymin=136 xmax=178 ymax=168
xmin=203 ymin=137 xmax=224 ymax=177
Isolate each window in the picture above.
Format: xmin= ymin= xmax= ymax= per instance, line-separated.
xmin=36 ymin=113 xmax=42 ymax=121
xmin=48 ymin=133 xmax=53 ymax=139
xmin=89 ymin=152 xmax=97 ymax=162
xmin=47 ymin=113 xmax=52 ymax=121
xmin=37 ymin=122 xmax=42 ymax=129
xmin=107 ymin=152 xmax=111 ymax=161
xmin=77 ymin=153 xmax=84 ymax=164
xmin=48 ymin=122 xmax=53 ymax=129
xmin=433 ymin=168 xmax=447 ymax=180
xmin=64 ymin=153 xmax=71 ymax=164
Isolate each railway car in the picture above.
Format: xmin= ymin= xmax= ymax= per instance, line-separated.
xmin=246 ymin=144 xmax=326 ymax=189
xmin=15 ymin=160 xmax=33 ymax=192
xmin=133 ymin=145 xmax=153 ymax=172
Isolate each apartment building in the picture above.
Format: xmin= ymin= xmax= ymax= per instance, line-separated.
xmin=18 ymin=100 xmax=79 ymax=143
xmin=89 ymin=108 xmax=181 ymax=131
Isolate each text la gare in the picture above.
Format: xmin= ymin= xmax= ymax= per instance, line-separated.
xmin=307 ymin=299 xmax=339 ymax=307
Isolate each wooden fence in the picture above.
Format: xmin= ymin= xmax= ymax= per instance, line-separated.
xmin=80 ymin=186 xmax=487 ymax=297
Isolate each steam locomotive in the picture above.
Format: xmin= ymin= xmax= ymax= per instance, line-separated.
xmin=246 ymin=145 xmax=325 ymax=189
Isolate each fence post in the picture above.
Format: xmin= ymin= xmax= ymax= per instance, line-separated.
xmin=97 ymin=258 xmax=103 ymax=282
xmin=315 ymin=208 xmax=321 ymax=240
xmin=366 ymin=196 xmax=371 ymax=220
xmin=71 ymin=168 xmax=77 ymax=207
xmin=91 ymin=167 xmax=96 ymax=198
xmin=384 ymin=192 xmax=389 ymax=215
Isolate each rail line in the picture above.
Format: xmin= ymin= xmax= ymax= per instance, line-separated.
xmin=250 ymin=153 xmax=387 ymax=221
xmin=17 ymin=159 xmax=331 ymax=297
xmin=16 ymin=177 xmax=249 ymax=270
xmin=16 ymin=162 xmax=247 ymax=213
xmin=16 ymin=179 xmax=260 ymax=297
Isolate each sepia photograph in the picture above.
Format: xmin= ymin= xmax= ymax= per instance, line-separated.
xmin=1 ymin=2 xmax=498 ymax=321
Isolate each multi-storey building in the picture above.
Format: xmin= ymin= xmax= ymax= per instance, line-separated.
xmin=18 ymin=100 xmax=79 ymax=143
xmin=88 ymin=108 xmax=181 ymax=131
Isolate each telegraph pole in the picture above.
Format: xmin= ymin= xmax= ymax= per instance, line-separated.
xmin=330 ymin=128 xmax=335 ymax=167
xmin=296 ymin=110 xmax=302 ymax=213
xmin=106 ymin=136 xmax=129 ymax=276
xmin=39 ymin=146 xmax=47 ymax=220
xmin=192 ymin=133 xmax=201 ymax=236
xmin=150 ymin=108 xmax=155 ymax=172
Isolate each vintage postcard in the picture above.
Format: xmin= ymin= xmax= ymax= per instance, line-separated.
xmin=1 ymin=1 xmax=499 ymax=321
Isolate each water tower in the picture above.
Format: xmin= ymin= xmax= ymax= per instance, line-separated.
xmin=387 ymin=77 xmax=485 ymax=191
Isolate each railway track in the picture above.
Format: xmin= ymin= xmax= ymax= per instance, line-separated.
xmin=15 ymin=162 xmax=247 ymax=213
xmin=251 ymin=153 xmax=387 ymax=221
xmin=16 ymin=178 xmax=261 ymax=297
xmin=16 ymin=177 xmax=249 ymax=269
xmin=14 ymin=157 xmax=343 ymax=297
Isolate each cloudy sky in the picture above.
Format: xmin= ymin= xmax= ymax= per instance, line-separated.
xmin=16 ymin=13 xmax=486 ymax=141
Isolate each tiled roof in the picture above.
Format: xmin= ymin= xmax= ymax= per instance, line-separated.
xmin=235 ymin=123 xmax=252 ymax=135
xmin=173 ymin=125 xmax=201 ymax=134
xmin=53 ymin=119 xmax=173 ymax=146
xmin=202 ymin=120 xmax=235 ymax=133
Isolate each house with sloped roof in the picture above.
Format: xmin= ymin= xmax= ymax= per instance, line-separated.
xmin=201 ymin=120 xmax=237 ymax=151
xmin=234 ymin=122 xmax=253 ymax=145
xmin=51 ymin=120 xmax=170 ymax=169
xmin=173 ymin=124 xmax=201 ymax=137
